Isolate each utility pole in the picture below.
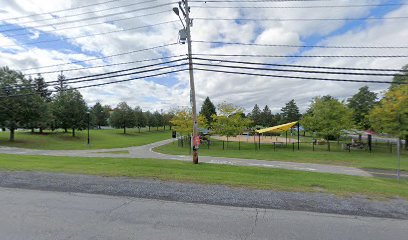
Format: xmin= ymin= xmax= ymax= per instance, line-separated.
xmin=174 ymin=0 xmax=198 ymax=164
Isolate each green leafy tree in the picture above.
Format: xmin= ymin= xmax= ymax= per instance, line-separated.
xmin=110 ymin=102 xmax=135 ymax=134
xmin=144 ymin=111 xmax=157 ymax=132
xmin=153 ymin=111 xmax=163 ymax=130
xmin=134 ymin=106 xmax=146 ymax=133
xmin=347 ymin=86 xmax=377 ymax=130
xmin=301 ymin=97 xmax=353 ymax=140
xmin=51 ymin=89 xmax=88 ymax=137
xmin=212 ymin=102 xmax=252 ymax=140
xmin=369 ymin=84 xmax=408 ymax=148
xmin=249 ymin=104 xmax=262 ymax=126
xmin=281 ymin=99 xmax=301 ymax=123
xmin=162 ymin=111 xmax=175 ymax=130
xmin=200 ymin=96 xmax=217 ymax=125
xmin=170 ymin=107 xmax=206 ymax=136
xmin=91 ymin=102 xmax=110 ymax=129
xmin=391 ymin=64 xmax=408 ymax=88
xmin=0 ymin=67 xmax=47 ymax=141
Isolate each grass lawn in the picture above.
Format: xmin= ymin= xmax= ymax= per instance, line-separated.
xmin=0 ymin=154 xmax=407 ymax=200
xmin=0 ymin=128 xmax=171 ymax=150
xmin=154 ymin=139 xmax=408 ymax=171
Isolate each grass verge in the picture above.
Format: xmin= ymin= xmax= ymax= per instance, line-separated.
xmin=0 ymin=154 xmax=407 ymax=200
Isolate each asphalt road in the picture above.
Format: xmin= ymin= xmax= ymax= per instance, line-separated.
xmin=0 ymin=139 xmax=373 ymax=177
xmin=0 ymin=187 xmax=407 ymax=240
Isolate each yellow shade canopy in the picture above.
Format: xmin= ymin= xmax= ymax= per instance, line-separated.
xmin=255 ymin=121 xmax=298 ymax=134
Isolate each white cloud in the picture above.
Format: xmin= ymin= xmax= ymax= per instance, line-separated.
xmin=0 ymin=0 xmax=407 ymax=113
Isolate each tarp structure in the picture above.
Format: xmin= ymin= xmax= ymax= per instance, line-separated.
xmin=255 ymin=121 xmax=298 ymax=134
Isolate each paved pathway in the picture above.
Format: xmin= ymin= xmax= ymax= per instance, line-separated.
xmin=0 ymin=139 xmax=373 ymax=177
xmin=1 ymin=187 xmax=407 ymax=240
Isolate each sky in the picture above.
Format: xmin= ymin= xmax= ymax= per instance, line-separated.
xmin=0 ymin=0 xmax=407 ymax=113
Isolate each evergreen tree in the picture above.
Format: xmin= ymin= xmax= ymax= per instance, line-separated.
xmin=34 ymin=74 xmax=51 ymax=101
xmin=249 ymin=104 xmax=262 ymax=126
xmin=200 ymin=96 xmax=217 ymax=125
xmin=281 ymin=99 xmax=301 ymax=123
xmin=55 ymin=72 xmax=68 ymax=93
xmin=0 ymin=67 xmax=47 ymax=141
xmin=260 ymin=105 xmax=272 ymax=127
xmin=153 ymin=111 xmax=163 ymax=130
xmin=348 ymin=86 xmax=377 ymax=129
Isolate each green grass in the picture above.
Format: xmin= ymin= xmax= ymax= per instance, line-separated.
xmin=0 ymin=154 xmax=407 ymax=199
xmin=155 ymin=139 xmax=408 ymax=171
xmin=0 ymin=128 xmax=171 ymax=150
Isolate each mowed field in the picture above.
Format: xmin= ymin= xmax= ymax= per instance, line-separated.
xmin=0 ymin=128 xmax=171 ymax=150
xmin=155 ymin=139 xmax=408 ymax=171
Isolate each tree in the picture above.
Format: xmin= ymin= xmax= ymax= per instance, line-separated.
xmin=153 ymin=111 xmax=163 ymax=130
xmin=110 ymin=102 xmax=135 ymax=134
xmin=134 ymin=106 xmax=146 ymax=133
xmin=144 ymin=111 xmax=156 ymax=132
xmin=200 ymin=96 xmax=216 ymax=125
xmin=347 ymin=86 xmax=377 ymax=130
xmin=260 ymin=105 xmax=273 ymax=127
xmin=369 ymin=84 xmax=408 ymax=149
xmin=51 ymin=89 xmax=88 ymax=137
xmin=91 ymin=102 xmax=110 ymax=129
xmin=249 ymin=104 xmax=262 ymax=126
xmin=162 ymin=111 xmax=175 ymax=130
xmin=170 ymin=107 xmax=206 ymax=136
xmin=391 ymin=64 xmax=408 ymax=88
xmin=301 ymin=97 xmax=353 ymax=140
xmin=281 ymin=99 xmax=301 ymax=123
xmin=55 ymin=72 xmax=68 ymax=92
xmin=0 ymin=67 xmax=47 ymax=141
xmin=212 ymin=102 xmax=252 ymax=140
xmin=34 ymin=74 xmax=51 ymax=101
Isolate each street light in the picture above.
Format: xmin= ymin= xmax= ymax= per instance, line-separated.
xmin=86 ymin=111 xmax=90 ymax=145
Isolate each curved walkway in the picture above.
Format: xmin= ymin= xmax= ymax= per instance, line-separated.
xmin=0 ymin=139 xmax=372 ymax=177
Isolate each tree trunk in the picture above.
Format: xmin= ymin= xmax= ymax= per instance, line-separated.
xmin=138 ymin=127 xmax=141 ymax=133
xmin=124 ymin=126 xmax=126 ymax=134
xmin=2 ymin=128 xmax=5 ymax=132
xmin=358 ymin=134 xmax=362 ymax=141
xmin=64 ymin=128 xmax=68 ymax=133
xmin=149 ymin=126 xmax=151 ymax=131
xmin=39 ymin=128 xmax=43 ymax=134
xmin=72 ymin=128 xmax=75 ymax=137
xmin=9 ymin=128 xmax=15 ymax=142
xmin=31 ymin=128 xmax=34 ymax=133
xmin=157 ymin=126 xmax=159 ymax=131
xmin=164 ymin=125 xmax=166 ymax=130
xmin=170 ymin=126 xmax=172 ymax=130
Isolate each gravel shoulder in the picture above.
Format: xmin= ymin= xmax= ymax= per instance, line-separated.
xmin=1 ymin=171 xmax=407 ymax=219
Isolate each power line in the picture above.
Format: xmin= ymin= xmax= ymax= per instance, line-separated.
xmin=192 ymin=3 xmax=407 ymax=9
xmin=0 ymin=0 xmax=123 ymax=22
xmin=0 ymin=68 xmax=189 ymax=98
xmin=195 ymin=16 xmax=408 ymax=21
xmin=6 ymin=10 xmax=171 ymax=38
xmin=9 ymin=58 xmax=188 ymax=90
xmin=192 ymin=53 xmax=408 ymax=58
xmin=192 ymin=40 xmax=408 ymax=49
xmin=1 ymin=0 xmax=168 ymax=27
xmin=190 ymin=0 xmax=342 ymax=2
xmin=18 ymin=43 xmax=179 ymax=71
xmin=194 ymin=68 xmax=406 ymax=84
xmin=25 ymin=54 xmax=187 ymax=76
xmin=1 ymin=21 xmax=178 ymax=48
xmin=193 ymin=60 xmax=400 ymax=76
xmin=192 ymin=57 xmax=406 ymax=72
xmin=0 ymin=2 xmax=176 ymax=34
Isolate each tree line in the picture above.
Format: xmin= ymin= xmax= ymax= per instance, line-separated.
xmin=0 ymin=67 xmax=173 ymax=141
